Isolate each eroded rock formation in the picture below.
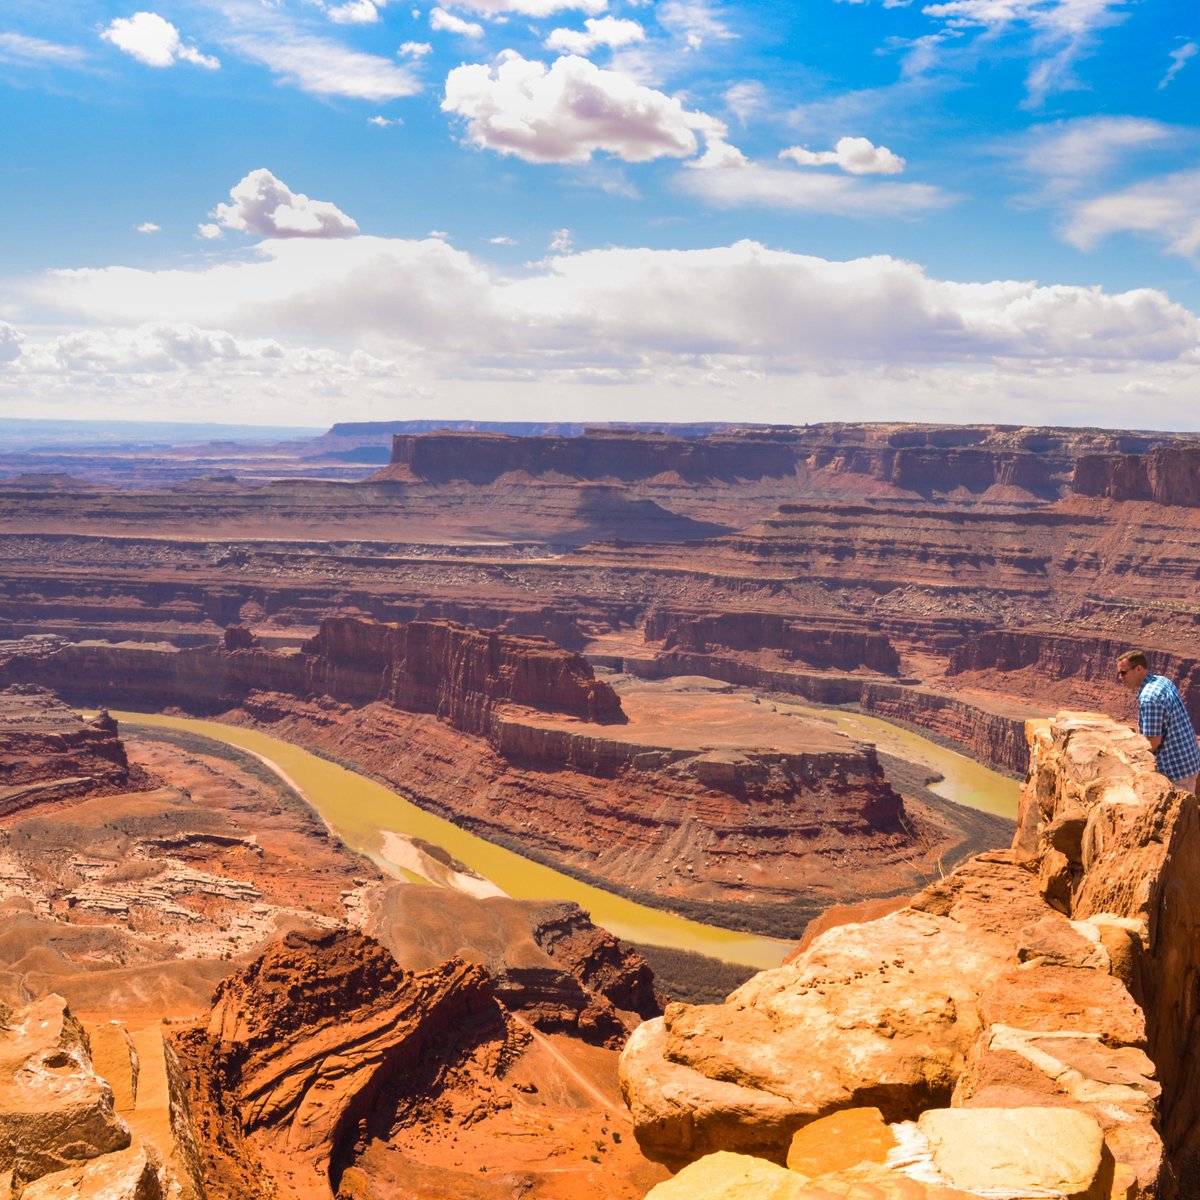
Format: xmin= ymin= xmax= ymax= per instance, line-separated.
xmin=621 ymin=711 xmax=1200 ymax=1195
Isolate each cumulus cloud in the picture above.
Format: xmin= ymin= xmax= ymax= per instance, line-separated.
xmin=136 ymin=222 xmax=162 ymax=234
xmin=443 ymin=53 xmax=728 ymax=163
xmin=1065 ymin=169 xmax=1200 ymax=261
xmin=545 ymin=17 xmax=645 ymax=55
xmin=211 ymin=170 xmax=360 ymax=239
xmin=430 ymin=7 xmax=484 ymax=36
xmin=197 ymin=223 xmax=223 ymax=240
xmin=1160 ymin=41 xmax=1198 ymax=89
xmin=399 ymin=40 xmax=433 ymax=56
xmin=0 ymin=32 xmax=86 ymax=66
xmin=368 ymin=114 xmax=404 ymax=126
xmin=101 ymin=11 xmax=219 ymax=69
xmin=780 ymin=136 xmax=905 ymax=175
xmin=490 ymin=235 xmax=517 ymax=244
xmin=35 ymin=237 xmax=1199 ymax=372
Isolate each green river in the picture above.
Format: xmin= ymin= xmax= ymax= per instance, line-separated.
xmin=110 ymin=708 xmax=1021 ymax=971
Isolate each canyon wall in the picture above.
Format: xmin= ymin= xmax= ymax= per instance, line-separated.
xmin=302 ymin=614 xmax=625 ymax=725
xmin=0 ymin=685 xmax=135 ymax=811
xmin=622 ymin=711 xmax=1200 ymax=1196
xmin=859 ymin=681 xmax=1034 ymax=776
xmin=644 ymin=608 xmax=901 ymax=674
xmin=1074 ymin=444 xmax=1200 ymax=506
xmin=0 ymin=617 xmax=624 ymax=732
xmin=0 ymin=622 xmax=948 ymax=924
xmin=948 ymin=628 xmax=1200 ymax=725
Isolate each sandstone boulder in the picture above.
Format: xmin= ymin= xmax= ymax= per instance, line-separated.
xmin=918 ymin=1106 xmax=1109 ymax=1199
xmin=0 ymin=994 xmax=130 ymax=1187
xmin=621 ymin=854 xmax=1053 ymax=1167
xmin=19 ymin=1137 xmax=163 ymax=1200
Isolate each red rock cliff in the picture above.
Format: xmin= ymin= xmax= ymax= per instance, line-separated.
xmin=301 ymin=616 xmax=626 ymax=727
xmin=1073 ymin=444 xmax=1200 ymax=505
xmin=645 ymin=608 xmax=901 ymax=675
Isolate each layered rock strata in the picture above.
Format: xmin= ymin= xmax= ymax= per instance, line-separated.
xmin=171 ymin=924 xmax=664 ymax=1200
xmin=0 ymin=621 xmax=948 ymax=920
xmin=621 ymin=711 xmax=1200 ymax=1194
xmin=0 ymin=686 xmax=133 ymax=812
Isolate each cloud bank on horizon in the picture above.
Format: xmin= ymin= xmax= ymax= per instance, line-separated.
xmin=0 ymin=0 xmax=1197 ymax=428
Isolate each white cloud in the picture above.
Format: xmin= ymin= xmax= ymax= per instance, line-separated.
xmin=438 ymin=0 xmax=605 ymax=15
xmin=490 ymin=235 xmax=517 ymax=244
xmin=724 ymin=80 xmax=766 ymax=123
xmin=0 ymin=32 xmax=86 ymax=66
xmin=682 ymin=159 xmax=945 ymax=215
xmin=545 ymin=17 xmax=645 ymax=55
xmin=399 ymin=40 xmax=433 ymax=56
xmin=368 ymin=114 xmax=404 ymax=126
xmin=136 ymin=222 xmax=162 ymax=234
xmin=101 ymin=11 xmax=220 ymax=69
xmin=918 ymin=0 xmax=1127 ymax=104
xmin=1160 ymin=41 xmax=1198 ymax=89
xmin=780 ymin=136 xmax=905 ymax=175
xmin=326 ymin=0 xmax=380 ymax=23
xmin=211 ymin=169 xmax=360 ymax=239
xmin=15 ymin=237 xmax=1200 ymax=425
xmin=656 ymin=0 xmax=737 ymax=51
xmin=219 ymin=7 xmax=420 ymax=100
xmin=35 ymin=237 xmax=1197 ymax=371
xmin=197 ymin=223 xmax=223 ymax=240
xmin=687 ymin=139 xmax=747 ymax=169
xmin=430 ymin=7 xmax=485 ymax=36
xmin=0 ymin=322 xmax=24 ymax=364
xmin=1015 ymin=115 xmax=1172 ymax=199
xmin=428 ymin=229 xmax=450 ymax=239
xmin=443 ymin=53 xmax=728 ymax=163
xmin=1065 ymin=169 xmax=1200 ymax=261
xmin=549 ymin=228 xmax=573 ymax=252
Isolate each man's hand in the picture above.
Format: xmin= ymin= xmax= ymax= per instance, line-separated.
xmin=1148 ymin=734 xmax=1163 ymax=751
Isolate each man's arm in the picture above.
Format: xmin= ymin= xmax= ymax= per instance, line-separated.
xmin=1147 ymin=733 xmax=1164 ymax=750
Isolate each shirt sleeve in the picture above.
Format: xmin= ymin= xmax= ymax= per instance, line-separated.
xmin=1140 ymin=696 xmax=1168 ymax=740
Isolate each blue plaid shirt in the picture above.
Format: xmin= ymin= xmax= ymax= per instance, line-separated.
xmin=1138 ymin=674 xmax=1200 ymax=783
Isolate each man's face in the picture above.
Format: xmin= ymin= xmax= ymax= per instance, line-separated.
xmin=1118 ymin=660 xmax=1147 ymax=693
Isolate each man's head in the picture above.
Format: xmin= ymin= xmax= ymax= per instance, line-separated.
xmin=1117 ymin=650 xmax=1149 ymax=693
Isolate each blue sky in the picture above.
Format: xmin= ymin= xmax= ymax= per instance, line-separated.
xmin=1 ymin=0 xmax=1198 ymax=429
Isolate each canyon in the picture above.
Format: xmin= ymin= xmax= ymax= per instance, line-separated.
xmin=5 ymin=419 xmax=1200 ymax=1196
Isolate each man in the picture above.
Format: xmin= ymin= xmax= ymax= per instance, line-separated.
xmin=1117 ymin=651 xmax=1200 ymax=795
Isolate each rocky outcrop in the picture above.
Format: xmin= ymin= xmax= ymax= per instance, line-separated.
xmin=621 ymin=711 xmax=1200 ymax=1194
xmin=0 ymin=685 xmax=133 ymax=811
xmin=0 ymin=995 xmax=194 ymax=1199
xmin=1074 ymin=444 xmax=1200 ymax=506
xmin=171 ymin=928 xmax=521 ymax=1199
xmin=0 ymin=995 xmax=131 ymax=1188
xmin=301 ymin=615 xmax=625 ymax=726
